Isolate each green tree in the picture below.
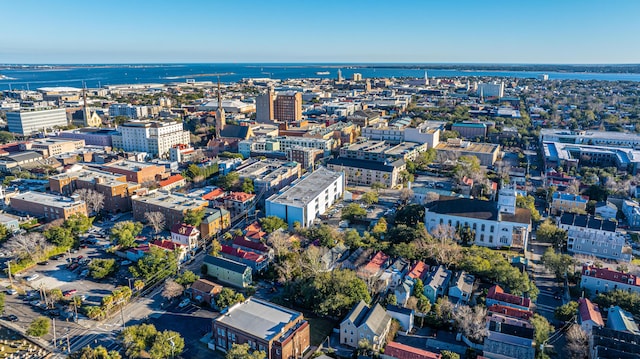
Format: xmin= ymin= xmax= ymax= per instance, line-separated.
xmin=454 ymin=155 xmax=481 ymax=179
xmin=89 ymin=259 xmax=118 ymax=279
xmin=120 ymin=324 xmax=158 ymax=358
xmin=593 ymin=290 xmax=640 ymax=317
xmin=226 ymin=343 xmax=266 ymax=359
xmin=306 ymin=224 xmax=340 ymax=248
xmin=26 ymin=316 xmax=50 ymax=337
xmin=516 ymin=195 xmax=541 ymax=222
xmin=536 ymin=220 xmax=568 ymax=248
xmin=64 ymin=213 xmax=93 ymax=235
xmin=259 ymin=216 xmax=288 ymax=234
xmin=0 ymin=131 xmax=15 ymax=144
xmin=183 ymin=208 xmax=205 ymax=227
xmin=372 ymin=217 xmax=387 ymax=237
xmin=70 ymin=346 xmax=122 ymax=359
xmin=541 ymin=247 xmax=575 ymax=280
xmin=216 ymin=171 xmax=240 ymax=190
xmin=175 ymin=270 xmax=200 ymax=287
xmin=341 ymin=203 xmax=366 ymax=221
xmin=555 ymin=301 xmax=579 ymax=322
xmin=440 ymin=351 xmax=460 ymax=359
xmin=0 ymin=293 xmax=5 ymax=314
xmin=44 ymin=226 xmax=75 ymax=247
xmin=297 ymin=269 xmax=371 ymax=317
xmin=394 ymin=204 xmax=425 ymax=226
xmin=361 ymin=191 xmax=379 ymax=205
xmin=149 ymin=330 xmax=185 ymax=359
xmin=241 ymin=178 xmax=254 ymax=194
xmin=130 ymin=246 xmax=178 ymax=282
xmin=0 ymin=224 xmax=9 ymax=242
xmin=186 ymin=164 xmax=202 ymax=179
xmin=531 ymin=314 xmax=554 ymax=349
xmin=414 ymin=148 xmax=437 ymax=170
xmin=111 ymin=221 xmax=143 ymax=249
xmin=414 ymin=279 xmax=425 ymax=297
xmin=215 ymin=288 xmax=245 ymax=309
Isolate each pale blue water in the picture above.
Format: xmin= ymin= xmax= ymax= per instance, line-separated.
xmin=1 ymin=63 xmax=640 ymax=90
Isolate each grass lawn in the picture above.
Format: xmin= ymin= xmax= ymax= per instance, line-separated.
xmin=632 ymin=257 xmax=640 ymax=265
xmin=307 ymin=317 xmax=336 ymax=346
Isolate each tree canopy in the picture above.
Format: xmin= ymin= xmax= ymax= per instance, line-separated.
xmin=130 ymin=246 xmax=178 ymax=283
xmin=226 ymin=343 xmax=266 ymax=359
xmin=259 ymin=216 xmax=288 ymax=234
xmin=26 ymin=316 xmax=50 ymax=337
xmin=394 ymin=204 xmax=425 ymax=226
xmin=341 ymin=203 xmax=366 ymax=221
xmin=536 ymin=220 xmax=567 ymax=248
xmin=541 ymin=247 xmax=575 ymax=280
xmin=120 ymin=324 xmax=184 ymax=359
xmin=183 ymin=208 xmax=205 ymax=227
xmin=215 ymin=288 xmax=245 ymax=310
xmin=111 ymin=221 xmax=143 ymax=249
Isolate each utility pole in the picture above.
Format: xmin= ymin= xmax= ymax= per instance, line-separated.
xmin=120 ymin=304 xmax=126 ymax=330
xmin=52 ymin=318 xmax=57 ymax=349
xmin=66 ymin=328 xmax=71 ymax=353
xmin=6 ymin=261 xmax=12 ymax=287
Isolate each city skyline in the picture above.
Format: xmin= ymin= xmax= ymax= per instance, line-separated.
xmin=2 ymin=0 xmax=640 ymax=64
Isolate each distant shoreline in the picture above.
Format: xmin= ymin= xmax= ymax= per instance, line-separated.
xmin=1 ymin=63 xmax=640 ymax=74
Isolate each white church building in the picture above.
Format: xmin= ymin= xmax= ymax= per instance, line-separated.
xmin=424 ymin=185 xmax=532 ymax=249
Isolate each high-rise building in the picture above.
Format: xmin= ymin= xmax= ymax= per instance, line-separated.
xmin=476 ymin=82 xmax=504 ymax=98
xmin=113 ymin=120 xmax=190 ymax=157
xmin=7 ymin=108 xmax=68 ymax=135
xmin=273 ymin=92 xmax=302 ymax=122
xmin=352 ymin=73 xmax=362 ymax=81
xmin=256 ymin=88 xmax=275 ymax=123
xmin=215 ymin=78 xmax=226 ymax=138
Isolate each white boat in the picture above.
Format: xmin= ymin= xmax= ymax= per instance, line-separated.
xmin=316 ymin=71 xmax=330 ymax=75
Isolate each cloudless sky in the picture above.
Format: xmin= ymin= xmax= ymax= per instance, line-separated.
xmin=1 ymin=0 xmax=639 ymax=64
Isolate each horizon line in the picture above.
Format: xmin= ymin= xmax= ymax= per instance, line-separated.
xmin=2 ymin=62 xmax=640 ymax=66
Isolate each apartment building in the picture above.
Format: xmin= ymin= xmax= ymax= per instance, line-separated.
xmin=550 ymin=192 xmax=588 ymax=215
xmin=266 ymin=167 xmax=344 ymax=228
xmin=112 ymin=120 xmax=190 ymax=157
xmin=102 ymin=160 xmax=166 ymax=184
xmin=434 ymin=138 xmax=500 ymax=166
xmin=273 ymin=92 xmax=302 ymax=122
xmin=236 ymin=159 xmax=301 ymax=195
xmin=581 ymin=265 xmax=640 ymax=295
xmin=239 ymin=136 xmax=334 ymax=158
xmin=211 ymin=298 xmax=310 ymax=359
xmin=256 ymin=89 xmax=275 ymax=123
xmin=20 ymin=138 xmax=85 ymax=157
xmin=132 ymin=192 xmax=208 ymax=228
xmin=286 ymin=146 xmax=323 ymax=171
xmin=49 ymin=168 xmax=140 ymax=213
xmin=108 ymin=104 xmax=148 ymax=119
xmin=10 ymin=191 xmax=87 ymax=220
xmin=559 ymin=213 xmax=631 ymax=262
xmin=7 ymin=108 xmax=68 ymax=135
xmin=222 ymin=192 xmax=255 ymax=218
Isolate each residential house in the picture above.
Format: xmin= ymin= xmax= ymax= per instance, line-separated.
xmin=607 ymin=306 xmax=640 ymax=335
xmin=394 ymin=280 xmax=412 ymax=307
xmin=483 ymin=320 xmax=535 ymax=359
xmin=580 ymin=265 xmax=640 ymax=295
xmin=550 ymin=192 xmax=588 ymax=215
xmin=560 ymin=213 xmax=631 ymax=262
xmin=203 ymin=255 xmax=252 ymax=288
xmin=406 ymin=261 xmax=429 ymax=285
xmin=340 ymin=301 xmax=392 ymax=350
xmin=595 ymin=201 xmax=618 ymax=221
xmin=385 ymin=258 xmax=410 ymax=288
xmin=158 ymin=174 xmax=186 ymax=191
xmin=622 ymin=199 xmax=640 ymax=229
xmin=319 ymin=243 xmax=350 ymax=271
xmin=383 ymin=342 xmax=441 ymax=359
xmin=150 ymin=239 xmax=188 ymax=262
xmin=189 ymin=278 xmax=223 ymax=307
xmin=170 ymin=223 xmax=200 ymax=251
xmin=211 ymin=298 xmax=310 ymax=359
xmin=200 ymin=207 xmax=231 ymax=239
xmin=591 ymin=326 xmax=640 ymax=359
xmin=386 ymin=305 xmax=414 ymax=333
xmin=423 ymin=265 xmax=451 ymax=304
xmin=357 ymin=251 xmax=391 ymax=292
xmin=232 ymin=236 xmax=274 ymax=260
xmin=220 ymin=245 xmax=269 ymax=273
xmin=577 ymin=298 xmax=604 ymax=337
xmin=341 ymin=248 xmax=374 ymax=271
xmin=487 ymin=304 xmax=533 ymax=321
xmin=447 ymin=271 xmax=474 ymax=304
xmin=223 ymin=192 xmax=255 ymax=218
xmin=486 ymin=285 xmax=532 ymax=311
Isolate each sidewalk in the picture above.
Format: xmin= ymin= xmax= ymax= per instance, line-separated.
xmin=0 ymin=321 xmax=63 ymax=358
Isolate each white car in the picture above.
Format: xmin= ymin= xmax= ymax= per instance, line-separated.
xmin=178 ymin=298 xmax=190 ymax=308
xmin=25 ymin=274 xmax=39 ymax=282
xmin=121 ymin=260 xmax=132 ymax=266
xmin=6 ymin=289 xmax=17 ymax=295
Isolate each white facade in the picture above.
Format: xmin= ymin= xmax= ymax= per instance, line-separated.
xmin=580 ymin=266 xmax=640 ymax=295
xmin=239 ymin=136 xmax=334 ymax=158
xmin=266 ymin=167 xmax=344 ymax=228
xmin=477 ymin=82 xmax=504 ymax=98
xmin=118 ymin=120 xmax=190 ymax=157
xmin=7 ymin=108 xmax=68 ymax=135
xmin=109 ymin=104 xmax=149 ymax=119
xmin=559 ymin=213 xmax=631 ymax=262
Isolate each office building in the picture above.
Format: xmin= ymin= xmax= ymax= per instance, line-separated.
xmin=540 ymin=129 xmax=640 ymax=149
xmin=559 ymin=213 xmax=631 ymax=262
xmin=211 ymin=298 xmax=310 ymax=359
xmin=266 ymin=167 xmax=344 ymax=228
xmin=108 ymin=104 xmax=148 ymax=119
xmin=542 ymin=141 xmax=640 ymax=174
xmin=274 ymin=92 xmax=302 ymax=122
xmin=102 ymin=160 xmax=166 ymax=184
xmin=286 ymin=146 xmax=323 ymax=171
xmin=21 ymin=138 xmax=85 ymax=157
xmin=256 ymin=89 xmax=276 ymax=123
xmin=236 ymin=159 xmax=301 ymax=195
xmin=435 ymin=138 xmax=500 ymax=166
xmin=477 ymin=82 xmax=505 ymax=98
xmin=7 ymin=108 xmax=68 ymax=135
xmin=57 ymin=128 xmax=119 ymax=147
xmin=113 ymin=120 xmax=190 ymax=158
xmin=10 ymin=191 xmax=87 ymax=220
xmin=451 ymin=122 xmax=488 ymax=139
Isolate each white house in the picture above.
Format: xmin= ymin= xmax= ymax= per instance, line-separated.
xmin=594 ymin=201 xmax=618 ymax=221
xmin=265 ymin=167 xmax=344 ymax=228
xmin=340 ymin=301 xmax=392 ymax=350
xmin=577 ymin=298 xmax=604 ymax=337
xmin=385 ymin=305 xmax=414 ymax=334
xmin=424 ymin=186 xmax=531 ymax=249
xmin=170 ymin=223 xmax=200 ymax=251
xmin=580 ymin=265 xmax=640 ymax=295
xmin=559 ymin=213 xmax=631 ymax=262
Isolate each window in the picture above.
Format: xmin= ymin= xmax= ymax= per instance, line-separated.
xmin=480 ymin=234 xmax=484 ymax=241
xmin=490 ymin=225 xmax=494 ymax=232
xmin=489 ymin=236 xmax=493 ymax=243
xmin=481 ymin=224 xmax=485 ymax=231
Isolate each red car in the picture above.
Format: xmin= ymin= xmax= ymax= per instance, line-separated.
xmin=63 ymin=289 xmax=77 ymax=297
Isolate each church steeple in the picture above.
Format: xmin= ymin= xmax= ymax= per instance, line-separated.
xmin=215 ymin=76 xmax=226 ymax=138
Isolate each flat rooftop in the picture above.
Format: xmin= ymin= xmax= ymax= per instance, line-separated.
xmin=268 ymin=167 xmax=342 ymax=207
xmin=11 ymin=191 xmax=85 ymax=208
xmin=104 ymin=160 xmax=160 ymax=172
xmin=435 ymin=141 xmax=499 ymax=154
xmin=216 ymin=298 xmax=302 ymax=341
xmin=133 ymin=191 xmax=207 ymax=210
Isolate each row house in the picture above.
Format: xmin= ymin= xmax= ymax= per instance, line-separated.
xmin=559 ymin=213 xmax=631 ymax=262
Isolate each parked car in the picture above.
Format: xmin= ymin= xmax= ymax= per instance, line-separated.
xmin=121 ymin=260 xmax=132 ymax=266
xmin=178 ymin=298 xmax=190 ymax=308
xmin=63 ymin=289 xmax=77 ymax=297
xmin=6 ymin=289 xmax=17 ymax=295
xmin=79 ymin=269 xmax=90 ymax=278
xmin=37 ymin=261 xmax=49 ymax=266
xmin=4 ymin=315 xmax=18 ymax=322
xmin=25 ymin=274 xmax=39 ymax=282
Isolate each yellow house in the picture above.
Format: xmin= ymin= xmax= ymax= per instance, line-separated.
xmin=200 ymin=207 xmax=231 ymax=239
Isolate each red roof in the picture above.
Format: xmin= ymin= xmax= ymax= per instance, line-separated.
xmin=408 ymin=261 xmax=429 ymax=281
xmin=232 ymin=236 xmax=269 ymax=253
xmin=487 ymin=304 xmax=533 ymax=320
xmin=202 ymin=188 xmax=225 ymax=200
xmin=578 ymin=298 xmax=604 ymax=326
xmin=244 ymin=221 xmax=267 ymax=240
xmin=582 ymin=266 xmax=640 ymax=286
xmin=159 ymin=174 xmax=184 ymax=187
xmin=487 ymin=285 xmax=531 ymax=308
xmin=221 ymin=245 xmax=265 ymax=263
xmin=170 ymin=223 xmax=199 ymax=237
xmin=384 ymin=342 xmax=441 ymax=359
xmin=224 ymin=192 xmax=255 ymax=203
xmin=363 ymin=251 xmax=389 ymax=275
xmin=151 ymin=239 xmax=186 ymax=251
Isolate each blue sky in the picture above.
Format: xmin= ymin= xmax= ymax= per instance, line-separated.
xmin=1 ymin=0 xmax=639 ymax=64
